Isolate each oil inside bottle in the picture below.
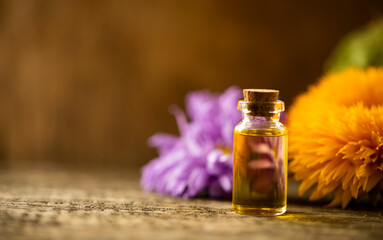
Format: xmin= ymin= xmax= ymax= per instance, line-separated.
xmin=233 ymin=128 xmax=287 ymax=216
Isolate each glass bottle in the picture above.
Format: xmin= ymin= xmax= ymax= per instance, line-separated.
xmin=232 ymin=89 xmax=287 ymax=216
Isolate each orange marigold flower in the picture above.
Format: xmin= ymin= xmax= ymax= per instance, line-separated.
xmin=288 ymin=67 xmax=383 ymax=208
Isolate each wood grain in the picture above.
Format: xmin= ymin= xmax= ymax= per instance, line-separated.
xmin=0 ymin=167 xmax=382 ymax=240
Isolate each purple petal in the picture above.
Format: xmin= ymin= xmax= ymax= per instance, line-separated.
xmin=218 ymin=86 xmax=242 ymax=146
xmin=280 ymin=112 xmax=287 ymax=123
xmin=206 ymin=149 xmax=232 ymax=175
xmin=209 ymin=179 xmax=231 ymax=199
xmin=141 ymin=86 xmax=241 ymax=199
xmin=185 ymin=89 xmax=219 ymax=122
xmin=218 ymin=174 xmax=232 ymax=192
xmin=169 ymin=104 xmax=188 ymax=136
xmin=148 ymin=133 xmax=180 ymax=154
xmin=184 ymin=167 xmax=209 ymax=198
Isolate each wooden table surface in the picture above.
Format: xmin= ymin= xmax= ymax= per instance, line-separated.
xmin=0 ymin=167 xmax=382 ymax=240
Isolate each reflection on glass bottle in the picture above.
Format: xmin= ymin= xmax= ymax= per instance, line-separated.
xmin=232 ymin=89 xmax=287 ymax=216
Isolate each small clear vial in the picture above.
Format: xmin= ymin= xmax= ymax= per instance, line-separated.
xmin=232 ymin=89 xmax=287 ymax=216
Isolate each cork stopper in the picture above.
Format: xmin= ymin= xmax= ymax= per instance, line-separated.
xmin=243 ymin=89 xmax=279 ymax=102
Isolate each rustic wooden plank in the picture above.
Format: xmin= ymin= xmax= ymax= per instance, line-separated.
xmin=0 ymin=167 xmax=382 ymax=240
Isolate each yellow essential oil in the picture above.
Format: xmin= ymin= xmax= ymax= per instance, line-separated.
xmin=232 ymin=89 xmax=287 ymax=216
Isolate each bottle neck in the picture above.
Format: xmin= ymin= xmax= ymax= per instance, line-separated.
xmin=242 ymin=112 xmax=280 ymax=123
xmin=237 ymin=100 xmax=285 ymax=124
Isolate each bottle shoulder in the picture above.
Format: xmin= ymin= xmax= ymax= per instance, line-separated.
xmin=234 ymin=121 xmax=287 ymax=137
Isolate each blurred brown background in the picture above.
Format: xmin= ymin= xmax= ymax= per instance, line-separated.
xmin=0 ymin=0 xmax=382 ymax=168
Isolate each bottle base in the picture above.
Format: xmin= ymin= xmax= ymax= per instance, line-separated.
xmin=233 ymin=204 xmax=286 ymax=216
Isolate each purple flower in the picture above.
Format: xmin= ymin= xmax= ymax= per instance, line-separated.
xmin=141 ymin=86 xmax=242 ymax=198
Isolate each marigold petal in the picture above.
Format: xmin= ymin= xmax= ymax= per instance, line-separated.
xmin=321 ymin=181 xmax=339 ymax=196
xmin=288 ymin=67 xmax=383 ymax=208
xmin=298 ymin=177 xmax=317 ymax=196
xmin=341 ymin=190 xmax=352 ymax=209
xmin=342 ymin=170 xmax=354 ymax=190
xmin=365 ymin=172 xmax=383 ymax=192
xmin=327 ymin=189 xmax=343 ymax=207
